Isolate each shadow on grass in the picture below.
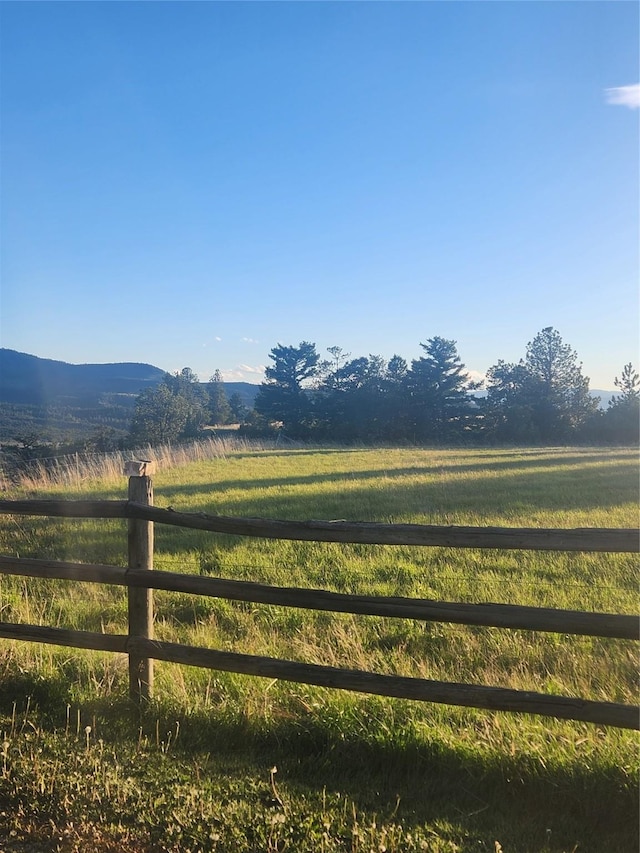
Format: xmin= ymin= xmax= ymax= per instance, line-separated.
xmin=137 ymin=701 xmax=640 ymax=853
xmin=147 ymin=456 xmax=640 ymax=575
xmin=158 ymin=453 xmax=638 ymax=501
xmin=0 ymin=672 xmax=635 ymax=853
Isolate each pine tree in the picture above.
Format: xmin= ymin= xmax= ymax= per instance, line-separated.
xmin=208 ymin=370 xmax=232 ymax=425
xmin=486 ymin=328 xmax=597 ymax=443
xmin=408 ymin=337 xmax=480 ymax=440
xmin=254 ymin=342 xmax=320 ymax=437
xmin=129 ymin=368 xmax=206 ymax=445
xmin=606 ymin=363 xmax=640 ymax=444
xmin=524 ymin=327 xmax=597 ymax=440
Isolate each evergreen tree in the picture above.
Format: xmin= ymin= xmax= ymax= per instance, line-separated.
xmin=486 ymin=328 xmax=598 ymax=443
xmin=254 ymin=342 xmax=320 ymax=437
xmin=524 ymin=327 xmax=597 ymax=441
xmin=129 ymin=383 xmax=191 ymax=445
xmin=381 ymin=354 xmax=411 ymax=440
xmin=386 ymin=354 xmax=408 ymax=384
xmin=129 ymin=368 xmax=206 ymax=445
xmin=208 ymin=370 xmax=232 ymax=425
xmin=316 ymin=354 xmax=389 ymax=440
xmin=228 ymin=392 xmax=249 ymax=423
xmin=323 ymin=346 xmax=351 ymax=390
xmin=611 ymin=362 xmax=640 ymax=406
xmin=605 ymin=363 xmax=640 ymax=444
xmin=484 ymin=361 xmax=540 ymax=443
xmin=408 ymin=337 xmax=481 ymax=441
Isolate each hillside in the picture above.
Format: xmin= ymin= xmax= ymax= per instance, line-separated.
xmin=0 ymin=350 xmax=259 ymax=442
xmin=0 ymin=349 xmax=166 ymax=405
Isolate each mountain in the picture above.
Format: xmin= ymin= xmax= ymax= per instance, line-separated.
xmin=0 ymin=349 xmax=167 ymax=405
xmin=0 ymin=350 xmax=259 ymax=442
xmin=590 ymin=390 xmax=615 ymax=409
xmin=215 ymin=382 xmax=259 ymax=409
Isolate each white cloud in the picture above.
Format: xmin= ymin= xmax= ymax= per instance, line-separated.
xmin=214 ymin=336 xmax=222 ymax=342
xmin=241 ymin=337 xmax=259 ymax=344
xmin=221 ymin=364 xmax=266 ymax=382
xmin=605 ymin=84 xmax=640 ymax=109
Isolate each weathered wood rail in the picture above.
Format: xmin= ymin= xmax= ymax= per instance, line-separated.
xmin=0 ymin=465 xmax=638 ymax=730
xmin=0 ymin=623 xmax=634 ymax=729
xmin=0 ymin=555 xmax=636 ymax=640
xmin=1 ymin=498 xmax=637 ymax=552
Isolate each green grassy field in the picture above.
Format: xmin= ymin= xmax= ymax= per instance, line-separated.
xmin=0 ymin=445 xmax=637 ymax=852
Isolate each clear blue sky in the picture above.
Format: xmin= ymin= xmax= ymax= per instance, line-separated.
xmin=1 ymin=1 xmax=638 ymax=389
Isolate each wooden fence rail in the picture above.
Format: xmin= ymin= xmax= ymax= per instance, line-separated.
xmin=0 ymin=499 xmax=638 ymax=552
xmin=0 ymin=466 xmax=638 ymax=731
xmin=0 ymin=555 xmax=636 ymax=640
xmin=0 ymin=621 xmax=635 ymax=730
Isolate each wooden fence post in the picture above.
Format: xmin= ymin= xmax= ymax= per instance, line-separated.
xmin=125 ymin=460 xmax=156 ymax=702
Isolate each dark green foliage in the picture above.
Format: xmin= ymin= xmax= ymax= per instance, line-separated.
xmin=86 ymin=426 xmax=123 ymax=452
xmin=485 ymin=328 xmax=599 ymax=444
xmin=315 ymin=353 xmax=412 ymax=441
xmin=407 ymin=337 xmax=481 ymax=441
xmin=228 ymin=392 xmax=249 ymax=423
xmin=524 ymin=327 xmax=598 ymax=439
xmin=246 ymin=330 xmax=628 ymax=446
xmin=604 ymin=363 xmax=640 ymax=444
xmin=129 ymin=368 xmax=208 ymax=446
xmin=485 ymin=361 xmax=541 ymax=443
xmin=207 ymin=370 xmax=232 ymax=425
xmin=129 ymin=384 xmax=191 ymax=445
xmin=254 ymin=342 xmax=320 ymax=437
xmin=238 ymin=409 xmax=276 ymax=438
xmin=0 ymin=396 xmax=139 ymax=444
xmin=0 ymin=428 xmax=128 ymax=481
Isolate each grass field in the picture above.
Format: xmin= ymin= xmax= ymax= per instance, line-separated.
xmin=0 ymin=445 xmax=637 ymax=852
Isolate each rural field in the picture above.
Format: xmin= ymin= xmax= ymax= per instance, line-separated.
xmin=0 ymin=444 xmax=637 ymax=852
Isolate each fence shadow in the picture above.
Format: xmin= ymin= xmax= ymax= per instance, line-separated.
xmin=1 ymin=678 xmax=633 ymax=852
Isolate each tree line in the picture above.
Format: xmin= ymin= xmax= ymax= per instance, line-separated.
xmin=127 ymin=327 xmax=639 ymax=447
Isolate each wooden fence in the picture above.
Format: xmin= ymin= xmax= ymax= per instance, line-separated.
xmin=0 ymin=462 xmax=638 ymax=731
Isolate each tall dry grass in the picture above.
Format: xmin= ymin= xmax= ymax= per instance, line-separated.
xmin=0 ymin=435 xmax=281 ymax=492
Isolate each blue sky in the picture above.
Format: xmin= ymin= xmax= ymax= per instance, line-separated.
xmin=1 ymin=1 xmax=638 ymax=389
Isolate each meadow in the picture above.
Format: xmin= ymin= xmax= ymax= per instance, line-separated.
xmin=0 ymin=444 xmax=637 ymax=852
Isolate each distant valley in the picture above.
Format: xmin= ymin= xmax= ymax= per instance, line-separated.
xmin=0 ymin=349 xmax=259 ymax=442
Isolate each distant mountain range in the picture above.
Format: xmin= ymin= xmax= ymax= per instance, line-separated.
xmin=0 ymin=349 xmax=259 ymax=405
xmin=0 ymin=349 xmax=259 ymax=442
xmin=592 ymin=390 xmax=616 ymax=408
xmin=0 ymin=349 xmax=167 ymax=405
